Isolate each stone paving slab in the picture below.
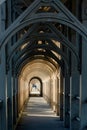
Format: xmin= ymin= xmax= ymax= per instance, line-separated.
xmin=16 ymin=97 xmax=69 ymax=130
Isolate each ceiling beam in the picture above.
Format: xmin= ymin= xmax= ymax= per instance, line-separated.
xmin=0 ymin=0 xmax=6 ymax=5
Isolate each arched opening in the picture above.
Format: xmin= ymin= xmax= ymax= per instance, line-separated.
xmin=18 ymin=59 xmax=60 ymax=116
xmin=29 ymin=77 xmax=43 ymax=97
xmin=1 ymin=0 xmax=87 ymax=130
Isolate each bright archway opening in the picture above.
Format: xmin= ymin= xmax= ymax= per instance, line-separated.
xmin=29 ymin=77 xmax=42 ymax=97
xmin=18 ymin=59 xmax=61 ymax=116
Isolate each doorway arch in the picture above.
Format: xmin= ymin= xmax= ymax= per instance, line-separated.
xmin=29 ymin=77 xmax=43 ymax=97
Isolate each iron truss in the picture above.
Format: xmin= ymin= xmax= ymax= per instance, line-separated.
xmin=0 ymin=0 xmax=86 ymax=74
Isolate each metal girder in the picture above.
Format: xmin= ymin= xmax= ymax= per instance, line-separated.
xmin=0 ymin=13 xmax=86 ymax=49
xmin=47 ymin=23 xmax=80 ymax=64
xmin=14 ymin=57 xmax=60 ymax=75
xmin=8 ymin=32 xmax=69 ymax=62
xmin=16 ymin=51 xmax=62 ymax=69
xmin=0 ymin=0 xmax=87 ymax=50
xmin=7 ymin=23 xmax=79 ymax=70
xmin=14 ymin=51 xmax=63 ymax=75
xmin=13 ymin=6 xmax=23 ymax=15
xmin=8 ymin=24 xmax=38 ymax=59
xmin=10 ymin=33 xmax=68 ymax=61
xmin=14 ymin=45 xmax=67 ymax=63
xmin=0 ymin=0 xmax=6 ymax=5
xmin=13 ymin=41 xmax=37 ymax=62
xmin=46 ymin=40 xmax=69 ymax=68
xmin=8 ymin=24 xmax=78 ymax=64
xmin=14 ymin=49 xmax=62 ymax=67
xmin=16 ymin=56 xmax=61 ymax=76
xmin=12 ymin=46 xmax=69 ymax=76
xmin=13 ymin=40 xmax=69 ymax=67
xmin=0 ymin=0 xmax=41 ymax=48
xmin=7 ymin=32 xmax=69 ymax=73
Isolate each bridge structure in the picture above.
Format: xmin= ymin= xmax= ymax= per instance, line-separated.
xmin=0 ymin=0 xmax=87 ymax=130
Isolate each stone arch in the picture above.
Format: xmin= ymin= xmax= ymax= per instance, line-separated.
xmin=29 ymin=77 xmax=43 ymax=97
xmin=14 ymin=52 xmax=63 ymax=76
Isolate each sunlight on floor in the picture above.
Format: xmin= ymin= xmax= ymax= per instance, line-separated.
xmin=23 ymin=97 xmax=57 ymax=117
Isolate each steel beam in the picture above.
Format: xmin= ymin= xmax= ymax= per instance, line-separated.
xmin=63 ymin=73 xmax=70 ymax=128
xmin=47 ymin=23 xmax=79 ymax=65
xmin=0 ymin=3 xmax=7 ymax=130
xmin=14 ymin=50 xmax=62 ymax=75
xmin=80 ymin=23 xmax=87 ymax=130
xmin=16 ymin=56 xmax=60 ymax=76
xmin=0 ymin=46 xmax=8 ymax=130
xmin=14 ymin=50 xmax=61 ymax=68
xmin=0 ymin=0 xmax=6 ymax=5
xmin=12 ymin=23 xmax=78 ymax=57
xmin=0 ymin=0 xmax=87 ymax=50
xmin=12 ymin=39 xmax=69 ymax=71
xmin=14 ymin=41 xmax=68 ymax=62
xmin=8 ymin=25 xmax=79 ymax=66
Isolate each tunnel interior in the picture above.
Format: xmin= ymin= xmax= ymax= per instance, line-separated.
xmin=18 ymin=58 xmax=61 ymax=116
xmin=1 ymin=0 xmax=87 ymax=130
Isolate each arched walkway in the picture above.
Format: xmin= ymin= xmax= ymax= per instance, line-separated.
xmin=0 ymin=0 xmax=87 ymax=130
xmin=15 ymin=97 xmax=69 ymax=130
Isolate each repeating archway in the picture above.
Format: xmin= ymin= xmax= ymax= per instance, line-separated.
xmin=8 ymin=32 xmax=79 ymax=63
xmin=1 ymin=1 xmax=87 ymax=130
xmin=0 ymin=0 xmax=87 ymax=50
xmin=0 ymin=0 xmax=86 ymax=77
xmin=15 ymin=53 xmax=62 ymax=77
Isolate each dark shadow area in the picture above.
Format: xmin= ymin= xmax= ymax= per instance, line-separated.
xmin=16 ymin=116 xmax=68 ymax=130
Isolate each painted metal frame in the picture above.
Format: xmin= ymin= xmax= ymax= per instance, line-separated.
xmin=0 ymin=0 xmax=87 ymax=50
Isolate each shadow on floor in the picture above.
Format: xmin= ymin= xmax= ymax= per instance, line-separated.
xmin=15 ymin=97 xmax=69 ymax=130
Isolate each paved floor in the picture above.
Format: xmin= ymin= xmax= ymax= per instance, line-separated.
xmin=16 ymin=97 xmax=69 ymax=130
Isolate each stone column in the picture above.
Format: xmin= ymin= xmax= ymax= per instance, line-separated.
xmin=15 ymin=77 xmax=19 ymax=118
xmin=50 ymin=78 xmax=53 ymax=109
xmin=59 ymin=72 xmax=63 ymax=121
xmin=56 ymin=76 xmax=60 ymax=116
xmin=13 ymin=75 xmax=18 ymax=125
xmin=53 ymin=75 xmax=58 ymax=114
